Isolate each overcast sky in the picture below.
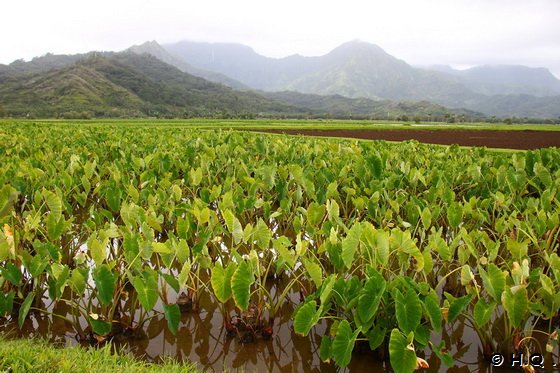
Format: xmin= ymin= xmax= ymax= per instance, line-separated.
xmin=2 ymin=0 xmax=559 ymax=77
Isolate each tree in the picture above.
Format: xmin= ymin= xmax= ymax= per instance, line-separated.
xmin=0 ymin=102 xmax=5 ymax=117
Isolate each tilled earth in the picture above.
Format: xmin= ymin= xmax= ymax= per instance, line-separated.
xmin=254 ymin=128 xmax=560 ymax=150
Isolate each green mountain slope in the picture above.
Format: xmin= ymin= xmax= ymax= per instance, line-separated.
xmin=164 ymin=39 xmax=560 ymax=118
xmin=0 ymin=52 xmax=303 ymax=118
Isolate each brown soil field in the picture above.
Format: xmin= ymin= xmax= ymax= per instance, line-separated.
xmin=254 ymin=129 xmax=560 ymax=150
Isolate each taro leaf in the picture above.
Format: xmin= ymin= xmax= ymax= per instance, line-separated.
xmin=130 ymin=270 xmax=158 ymax=311
xmin=391 ymin=229 xmax=424 ymax=272
xmin=164 ymin=303 xmax=181 ymax=335
xmin=368 ymin=154 xmax=383 ymax=179
xmin=502 ymin=286 xmax=529 ymax=329
xmin=89 ymin=315 xmax=112 ymax=336
xmin=0 ymin=185 xmax=18 ymax=219
xmin=162 ymin=273 xmax=180 ymax=293
xmin=445 ymin=292 xmax=472 ymax=324
xmin=367 ymin=324 xmax=386 ymax=351
xmin=319 ymin=336 xmax=332 ymax=362
xmin=211 ymin=261 xmax=236 ymax=303
xmin=25 ymin=254 xmax=49 ymax=278
xmin=231 ymin=261 xmax=253 ymax=311
xmin=177 ymin=260 xmax=192 ymax=289
xmin=18 ymin=292 xmax=35 ymax=329
xmin=394 ymin=288 xmax=422 ymax=334
xmin=293 ymin=300 xmax=320 ymax=336
xmin=303 ymin=258 xmax=322 ymax=288
xmin=478 ymin=263 xmax=505 ymax=302
xmin=1 ymin=262 xmax=22 ymax=286
xmin=46 ymin=212 xmax=64 ymax=242
xmin=43 ymin=190 xmax=62 ymax=223
xmin=432 ymin=341 xmax=454 ymax=368
xmin=357 ymin=273 xmax=386 ymax=325
xmin=253 ymin=219 xmax=272 ymax=249
xmin=152 ymin=242 xmax=172 ymax=254
xmin=331 ymin=319 xmax=360 ymax=368
xmin=89 ymin=236 xmax=106 ymax=266
xmin=389 ymin=329 xmax=417 ymax=373
xmin=273 ymin=236 xmax=296 ymax=269
xmin=423 ymin=292 xmax=442 ymax=333
xmin=222 ymin=209 xmax=243 ymax=245
xmin=106 ymin=187 xmax=122 ymax=212
xmin=48 ymin=264 xmax=70 ymax=300
xmin=69 ymin=268 xmax=88 ymax=295
xmin=447 ymin=202 xmax=463 ymax=229
xmin=473 ymin=299 xmax=496 ymax=329
xmin=307 ymin=202 xmax=325 ymax=228
xmin=507 ymin=240 xmax=529 ymax=261
xmin=320 ymin=274 xmax=336 ymax=305
xmin=0 ymin=290 xmax=15 ymax=317
xmin=342 ymin=223 xmax=361 ymax=269
xmin=93 ymin=264 xmax=115 ymax=306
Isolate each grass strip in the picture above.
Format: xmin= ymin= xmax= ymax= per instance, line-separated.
xmin=0 ymin=336 xmax=199 ymax=373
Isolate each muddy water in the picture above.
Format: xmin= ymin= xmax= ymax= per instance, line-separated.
xmin=1 ymin=289 xmax=556 ymax=372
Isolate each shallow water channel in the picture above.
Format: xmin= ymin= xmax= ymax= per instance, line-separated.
xmin=1 ymin=282 xmax=558 ymax=372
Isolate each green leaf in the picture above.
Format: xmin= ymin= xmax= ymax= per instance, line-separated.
xmin=502 ymin=285 xmax=528 ymax=329
xmin=423 ymin=293 xmax=442 ymax=333
xmin=357 ymin=273 xmax=386 ymax=325
xmin=389 ymin=329 xmax=417 ymax=373
xmin=46 ymin=213 xmax=64 ymax=241
xmin=18 ymin=292 xmax=35 ymax=329
xmin=93 ymin=264 xmax=115 ymax=306
xmin=222 ymin=209 xmax=243 ymax=245
xmin=331 ymin=319 xmax=360 ymax=367
xmin=432 ymin=341 xmax=454 ymax=368
xmin=162 ymin=273 xmax=180 ymax=293
xmin=447 ymin=202 xmax=462 ymax=229
xmin=211 ymin=261 xmax=236 ymax=303
xmin=0 ymin=185 xmax=18 ymax=219
xmin=319 ymin=336 xmax=332 ymax=362
xmin=164 ymin=303 xmax=181 ymax=335
xmin=231 ymin=261 xmax=252 ymax=311
xmin=394 ymin=288 xmax=422 ymax=334
xmin=342 ymin=223 xmax=361 ymax=269
xmin=367 ymin=324 xmax=386 ymax=351
xmin=293 ymin=301 xmax=320 ymax=336
xmin=69 ymin=268 xmax=88 ymax=295
xmin=479 ymin=264 xmax=505 ymax=301
xmin=130 ymin=270 xmax=158 ymax=311
xmin=89 ymin=315 xmax=112 ymax=336
xmin=43 ymin=190 xmax=62 ymax=223
xmin=1 ymin=262 xmax=22 ymax=286
xmin=0 ymin=291 xmax=15 ymax=317
xmin=253 ymin=219 xmax=272 ymax=249
xmin=306 ymin=202 xmax=325 ymax=227
xmin=320 ymin=274 xmax=336 ymax=305
xmin=445 ymin=293 xmax=472 ymax=324
xmin=303 ymin=258 xmax=322 ymax=288
xmin=473 ymin=299 xmax=496 ymax=329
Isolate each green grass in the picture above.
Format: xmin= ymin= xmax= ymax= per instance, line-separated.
xmin=1 ymin=118 xmax=559 ymax=131
xmin=0 ymin=336 xmax=199 ymax=373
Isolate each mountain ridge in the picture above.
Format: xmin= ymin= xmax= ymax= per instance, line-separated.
xmin=163 ymin=39 xmax=560 ymax=118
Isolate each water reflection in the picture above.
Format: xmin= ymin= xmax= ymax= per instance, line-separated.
xmin=2 ymin=292 xmax=558 ymax=372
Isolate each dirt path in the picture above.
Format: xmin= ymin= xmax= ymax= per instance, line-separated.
xmin=253 ymin=128 xmax=560 ymax=150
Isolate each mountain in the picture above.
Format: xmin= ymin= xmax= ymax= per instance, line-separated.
xmin=263 ymin=91 xmax=481 ymax=119
xmin=0 ymin=52 xmax=303 ymax=118
xmin=164 ymin=39 xmax=560 ymax=118
xmin=127 ymin=41 xmax=247 ymax=89
xmin=0 ymin=49 xmax=472 ymax=119
xmin=423 ymin=64 xmax=560 ymax=96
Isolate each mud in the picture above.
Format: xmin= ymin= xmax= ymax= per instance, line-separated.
xmin=254 ymin=128 xmax=560 ymax=149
